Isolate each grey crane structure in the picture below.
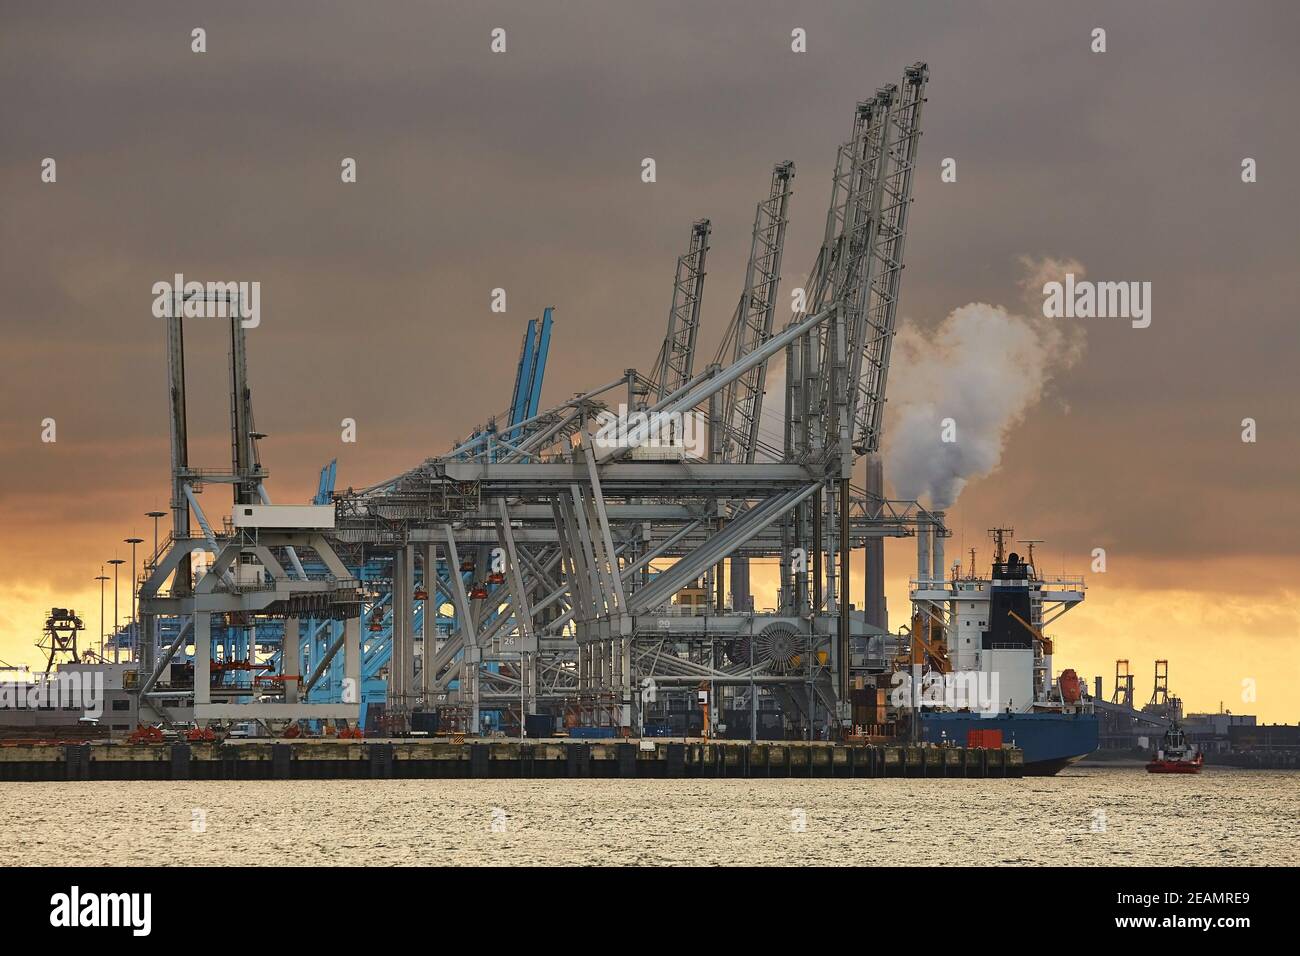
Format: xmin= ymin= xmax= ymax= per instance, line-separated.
xmin=134 ymin=63 xmax=947 ymax=739
xmin=711 ymin=160 xmax=795 ymax=615
xmin=652 ymin=219 xmax=712 ymax=404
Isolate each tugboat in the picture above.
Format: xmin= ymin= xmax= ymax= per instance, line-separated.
xmin=1146 ymin=722 xmax=1203 ymax=774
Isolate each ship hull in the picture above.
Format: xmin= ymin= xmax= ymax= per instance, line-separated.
xmin=920 ymin=711 xmax=1099 ymax=776
xmin=1146 ymin=757 xmax=1202 ymax=774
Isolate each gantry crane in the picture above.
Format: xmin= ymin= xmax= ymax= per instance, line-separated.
xmin=134 ymin=62 xmax=939 ymax=741
xmin=37 ymin=608 xmax=84 ymax=675
xmin=1112 ymin=659 xmax=1134 ymax=708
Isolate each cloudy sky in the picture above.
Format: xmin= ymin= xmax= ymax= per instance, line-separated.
xmin=2 ymin=1 xmax=1297 ymax=719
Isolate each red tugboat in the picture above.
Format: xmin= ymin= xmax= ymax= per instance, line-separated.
xmin=1146 ymin=722 xmax=1204 ymax=774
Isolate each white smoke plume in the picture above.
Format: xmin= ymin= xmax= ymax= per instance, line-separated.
xmin=883 ymin=258 xmax=1086 ymax=508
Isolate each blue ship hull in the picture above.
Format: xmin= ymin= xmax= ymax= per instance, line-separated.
xmin=920 ymin=711 xmax=1099 ymax=775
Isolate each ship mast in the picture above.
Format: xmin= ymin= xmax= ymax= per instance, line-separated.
xmin=988 ymin=527 xmax=1013 ymax=566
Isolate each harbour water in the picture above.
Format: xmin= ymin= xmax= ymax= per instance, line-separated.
xmin=2 ymin=766 xmax=1294 ymax=866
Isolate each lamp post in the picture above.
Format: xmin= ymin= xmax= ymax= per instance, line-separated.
xmin=107 ymin=558 xmax=125 ymax=664
xmin=95 ymin=571 xmax=109 ymax=661
xmin=145 ymin=512 xmax=166 ymax=568
xmin=125 ymin=538 xmax=143 ymax=663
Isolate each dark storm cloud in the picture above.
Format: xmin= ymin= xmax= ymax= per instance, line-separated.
xmin=1 ymin=0 xmax=1298 ymax=578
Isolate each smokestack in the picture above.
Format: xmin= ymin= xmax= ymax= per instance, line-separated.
xmin=917 ymin=517 xmax=931 ymax=585
xmin=865 ymin=454 xmax=886 ymax=629
xmin=931 ymin=511 xmax=945 ymax=585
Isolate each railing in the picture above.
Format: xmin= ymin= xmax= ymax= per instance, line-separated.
xmin=144 ymin=531 xmax=175 ymax=571
xmin=1039 ymin=576 xmax=1086 ymax=590
xmin=653 ymin=604 xmax=738 ymax=617
xmin=908 ymin=575 xmax=1086 ymax=592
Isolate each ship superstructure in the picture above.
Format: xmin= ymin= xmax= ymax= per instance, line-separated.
xmin=908 ymin=529 xmax=1098 ymax=773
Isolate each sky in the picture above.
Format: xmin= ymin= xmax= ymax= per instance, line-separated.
xmin=1 ymin=1 xmax=1298 ymax=720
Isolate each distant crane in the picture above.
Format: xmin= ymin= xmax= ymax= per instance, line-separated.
xmin=1151 ymin=659 xmax=1169 ymax=708
xmin=1112 ymin=659 xmax=1134 ymax=708
xmin=37 ymin=608 xmax=84 ymax=675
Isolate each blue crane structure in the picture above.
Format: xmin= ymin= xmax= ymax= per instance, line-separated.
xmin=271 ymin=314 xmax=553 ymax=730
xmin=123 ymin=313 xmax=554 ymax=733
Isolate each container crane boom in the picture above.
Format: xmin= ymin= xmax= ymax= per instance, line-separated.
xmin=652 ymin=219 xmax=711 ymax=403
xmin=716 ymin=162 xmax=795 ymax=464
xmin=851 ymin=62 xmax=927 ymax=456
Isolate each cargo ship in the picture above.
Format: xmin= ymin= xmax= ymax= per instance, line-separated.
xmin=909 ymin=529 xmax=1099 ymax=775
xmin=921 ymin=711 xmax=1099 ymax=776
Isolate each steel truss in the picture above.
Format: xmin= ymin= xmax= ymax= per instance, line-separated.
xmin=134 ymin=63 xmax=939 ymax=741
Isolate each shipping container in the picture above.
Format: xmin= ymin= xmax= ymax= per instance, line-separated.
xmin=967 ymin=729 xmax=1004 ymax=749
